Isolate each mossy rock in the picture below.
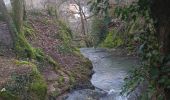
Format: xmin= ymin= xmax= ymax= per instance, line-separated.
xmin=1 ymin=61 xmax=47 ymax=100
xmin=0 ymin=91 xmax=19 ymax=100
xmin=29 ymin=62 xmax=47 ymax=100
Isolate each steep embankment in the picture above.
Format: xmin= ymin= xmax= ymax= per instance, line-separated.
xmin=28 ymin=13 xmax=93 ymax=97
xmin=0 ymin=12 xmax=93 ymax=100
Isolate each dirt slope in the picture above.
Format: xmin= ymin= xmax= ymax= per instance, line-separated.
xmin=0 ymin=12 xmax=93 ymax=100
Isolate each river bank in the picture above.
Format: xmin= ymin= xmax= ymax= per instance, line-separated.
xmin=0 ymin=12 xmax=94 ymax=100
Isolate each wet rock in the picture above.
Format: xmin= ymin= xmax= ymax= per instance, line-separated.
xmin=66 ymin=89 xmax=107 ymax=100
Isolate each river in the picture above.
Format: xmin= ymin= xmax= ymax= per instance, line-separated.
xmin=66 ymin=48 xmax=139 ymax=100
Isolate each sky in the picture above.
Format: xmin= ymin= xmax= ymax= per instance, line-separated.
xmin=4 ymin=0 xmax=10 ymax=5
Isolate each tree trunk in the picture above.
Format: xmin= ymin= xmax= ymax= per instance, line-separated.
xmin=0 ymin=0 xmax=17 ymax=47
xmin=75 ymin=0 xmax=91 ymax=47
xmin=23 ymin=0 xmax=27 ymax=21
xmin=151 ymin=0 xmax=170 ymax=54
xmin=158 ymin=21 xmax=170 ymax=54
xmin=10 ymin=0 xmax=24 ymax=33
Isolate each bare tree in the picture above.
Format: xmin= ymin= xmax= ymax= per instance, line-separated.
xmin=73 ymin=0 xmax=91 ymax=47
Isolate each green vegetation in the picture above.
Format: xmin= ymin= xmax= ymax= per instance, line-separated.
xmin=58 ymin=76 xmax=65 ymax=86
xmin=30 ymin=72 xmax=47 ymax=100
xmin=23 ymin=22 xmax=36 ymax=38
xmin=0 ymin=13 xmax=3 ymax=21
xmin=90 ymin=16 xmax=104 ymax=46
xmin=115 ymin=1 xmax=170 ymax=99
xmin=89 ymin=0 xmax=170 ymax=99
xmin=0 ymin=91 xmax=18 ymax=100
xmin=15 ymin=34 xmax=36 ymax=58
xmin=56 ymin=20 xmax=76 ymax=54
xmin=100 ymin=30 xmax=123 ymax=48
xmin=69 ymin=75 xmax=75 ymax=85
xmin=0 ymin=61 xmax=47 ymax=100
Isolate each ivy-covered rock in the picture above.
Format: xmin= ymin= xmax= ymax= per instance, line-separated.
xmin=0 ymin=61 xmax=47 ymax=100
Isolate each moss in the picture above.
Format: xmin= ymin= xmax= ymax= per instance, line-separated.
xmin=7 ymin=60 xmax=47 ymax=100
xmin=78 ymin=57 xmax=93 ymax=70
xmin=23 ymin=22 xmax=35 ymax=38
xmin=29 ymin=64 xmax=47 ymax=100
xmin=69 ymin=75 xmax=75 ymax=85
xmin=0 ymin=91 xmax=18 ymax=100
xmin=14 ymin=60 xmax=32 ymax=66
xmin=55 ymin=19 xmax=78 ymax=54
xmin=16 ymin=39 xmax=43 ymax=61
xmin=57 ymin=20 xmax=73 ymax=39
xmin=34 ymin=49 xmax=59 ymax=68
xmin=73 ymin=47 xmax=82 ymax=56
xmin=15 ymin=38 xmax=58 ymax=67
xmin=100 ymin=31 xmax=123 ymax=48
xmin=58 ymin=76 xmax=65 ymax=86
xmin=34 ymin=48 xmax=46 ymax=61
xmin=15 ymin=33 xmax=36 ymax=58
xmin=29 ymin=63 xmax=47 ymax=100
xmin=46 ymin=56 xmax=59 ymax=67
xmin=30 ymin=79 xmax=47 ymax=100
xmin=14 ymin=23 xmax=57 ymax=67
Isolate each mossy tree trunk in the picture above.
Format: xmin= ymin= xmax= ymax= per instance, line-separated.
xmin=0 ymin=0 xmax=17 ymax=47
xmin=0 ymin=0 xmax=26 ymax=48
xmin=0 ymin=0 xmax=35 ymax=58
xmin=10 ymin=0 xmax=24 ymax=34
xmin=23 ymin=0 xmax=27 ymax=21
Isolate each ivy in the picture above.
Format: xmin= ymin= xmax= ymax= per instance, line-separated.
xmin=114 ymin=0 xmax=170 ymax=99
xmin=89 ymin=0 xmax=170 ymax=99
xmin=88 ymin=0 xmax=110 ymax=16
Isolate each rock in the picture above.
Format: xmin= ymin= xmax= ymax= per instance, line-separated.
xmin=0 ymin=21 xmax=13 ymax=48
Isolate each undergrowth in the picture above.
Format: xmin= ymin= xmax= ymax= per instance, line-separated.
xmin=0 ymin=61 xmax=47 ymax=100
xmin=100 ymin=30 xmax=123 ymax=48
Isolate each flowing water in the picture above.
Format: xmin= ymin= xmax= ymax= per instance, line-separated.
xmin=66 ymin=48 xmax=139 ymax=100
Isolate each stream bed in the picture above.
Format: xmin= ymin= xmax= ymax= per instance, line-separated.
xmin=66 ymin=48 xmax=139 ymax=100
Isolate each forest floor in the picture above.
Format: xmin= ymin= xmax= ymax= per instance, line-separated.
xmin=28 ymin=13 xmax=93 ymax=98
xmin=0 ymin=12 xmax=93 ymax=99
xmin=0 ymin=51 xmax=32 ymax=88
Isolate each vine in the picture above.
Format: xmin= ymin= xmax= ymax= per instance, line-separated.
xmin=89 ymin=0 xmax=170 ymax=99
xmin=115 ymin=0 xmax=170 ymax=99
